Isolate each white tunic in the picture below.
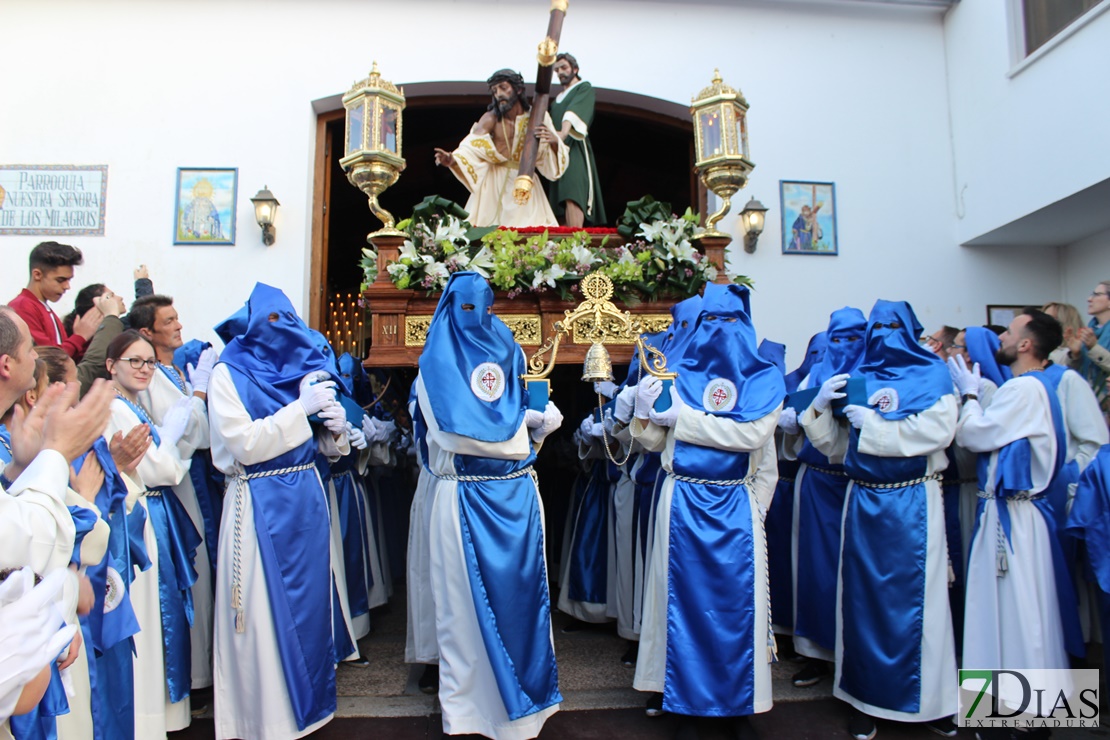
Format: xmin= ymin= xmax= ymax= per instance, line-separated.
xmin=956 ymin=375 xmax=1071 ymax=706
xmin=417 ymin=375 xmax=560 ymax=740
xmin=208 ymin=364 xmax=345 ymax=740
xmin=105 ymin=397 xmax=192 ymax=738
xmin=631 ymin=406 xmax=777 ymax=715
xmin=140 ymin=367 xmax=215 ymax=689
xmin=801 ymin=395 xmax=959 ymax=722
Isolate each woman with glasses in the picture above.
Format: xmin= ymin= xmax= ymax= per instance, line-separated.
xmin=1065 ymin=282 xmax=1110 ymax=419
xmin=103 ymin=330 xmax=200 ymax=739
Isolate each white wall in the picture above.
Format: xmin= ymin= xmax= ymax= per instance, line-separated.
xmin=1062 ymin=227 xmax=1110 ymax=316
xmin=0 ymin=0 xmax=1064 ymax=366
xmin=943 ymin=0 xmax=1110 ymax=245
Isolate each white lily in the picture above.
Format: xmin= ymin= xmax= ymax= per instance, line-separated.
xmin=668 ymin=239 xmax=696 ymax=263
xmin=398 ymin=240 xmax=433 ymax=265
xmin=638 ymin=220 xmax=664 ymax=242
xmin=434 ymin=217 xmax=467 ymax=246
xmin=467 ymin=244 xmax=495 ymax=278
xmin=532 ymin=264 xmax=567 ymax=289
xmin=617 ymin=248 xmax=637 ymax=265
xmin=569 ymin=243 xmax=598 ymax=266
xmin=705 ymin=264 xmax=719 ymax=282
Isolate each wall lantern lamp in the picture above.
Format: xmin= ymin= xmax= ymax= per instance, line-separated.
xmin=250 ymin=186 xmax=280 ymax=246
xmin=739 ymin=197 xmax=768 ymax=253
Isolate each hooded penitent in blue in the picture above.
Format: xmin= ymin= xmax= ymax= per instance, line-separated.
xmin=416 ymin=271 xmax=561 ymax=722
xmin=757 ymin=339 xmax=786 ymax=375
xmin=835 ymin=299 xmax=955 ymax=715
xmin=214 ymin=303 xmax=248 ymax=346
xmin=792 ymin=307 xmax=866 ymax=655
xmin=809 ymin=307 xmax=867 ymax=388
xmin=659 ymin=282 xmax=784 ymax=717
xmin=964 ymin=326 xmax=1012 ymax=388
xmin=216 ymin=282 xmax=338 ymax=730
xmin=854 ymin=300 xmax=953 ymax=421
xmin=418 ymin=272 xmax=525 ymax=443
xmin=785 ymin=332 xmax=827 ymax=394
xmin=220 ymin=284 xmax=341 ymax=409
xmin=757 ymin=337 xmax=795 ymax=631
xmin=672 ymin=283 xmax=785 ymax=423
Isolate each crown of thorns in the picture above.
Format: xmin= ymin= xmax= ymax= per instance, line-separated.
xmin=487 ymin=69 xmax=525 ymax=89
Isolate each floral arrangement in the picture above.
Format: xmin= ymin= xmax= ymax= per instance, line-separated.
xmin=362 ymin=197 xmax=751 ymax=302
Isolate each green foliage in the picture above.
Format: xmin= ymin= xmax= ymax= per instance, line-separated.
xmin=616 ymin=195 xmax=675 ymax=241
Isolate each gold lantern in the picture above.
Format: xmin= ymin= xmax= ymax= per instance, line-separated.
xmin=340 ymin=61 xmax=406 ymax=239
xmin=690 ymin=69 xmax=754 ymax=237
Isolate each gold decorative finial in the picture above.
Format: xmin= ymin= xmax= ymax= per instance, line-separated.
xmin=551 ymin=0 xmax=569 ymax=12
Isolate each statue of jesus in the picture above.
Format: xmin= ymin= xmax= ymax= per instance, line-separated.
xmin=434 ymin=69 xmax=568 ymax=228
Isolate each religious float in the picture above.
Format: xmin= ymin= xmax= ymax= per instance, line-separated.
xmin=339 ymin=1 xmax=763 ymax=383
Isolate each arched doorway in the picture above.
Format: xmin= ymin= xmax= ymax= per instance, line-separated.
xmin=309 ymin=81 xmax=698 ymax=329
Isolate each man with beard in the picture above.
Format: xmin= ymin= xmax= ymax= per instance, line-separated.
xmin=951 ymin=309 xmax=1086 ymax=737
xmin=546 ymin=53 xmax=606 ymax=227
xmin=434 ymin=69 xmax=568 ymax=227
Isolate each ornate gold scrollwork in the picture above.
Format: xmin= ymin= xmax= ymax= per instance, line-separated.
xmin=522 ymin=273 xmax=676 ymax=382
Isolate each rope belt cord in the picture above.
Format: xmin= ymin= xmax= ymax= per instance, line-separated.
xmin=849 ymin=472 xmax=943 ymax=490
xmin=671 ymin=472 xmax=757 ymax=487
xmin=142 ymin=489 xmax=164 ymax=497
xmin=974 ymin=489 xmax=1044 ymax=578
xmin=976 ymin=490 xmax=1043 ymax=501
xmin=230 ymin=462 xmax=317 ymax=634
xmin=806 ymin=464 xmax=848 ymax=478
xmin=429 ymin=465 xmax=535 ymax=483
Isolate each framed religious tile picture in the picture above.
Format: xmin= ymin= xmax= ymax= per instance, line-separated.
xmin=781 ymin=180 xmax=837 ymax=255
xmin=173 ymin=167 xmax=237 ymax=245
xmin=987 ymin=305 xmax=1027 ymax=328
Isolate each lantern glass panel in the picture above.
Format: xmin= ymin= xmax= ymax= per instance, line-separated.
xmin=736 ymin=112 xmax=749 ymax=160
xmin=381 ymin=105 xmax=399 ymax=154
xmin=699 ymin=109 xmax=722 ymax=158
xmin=346 ymin=99 xmax=365 ymax=155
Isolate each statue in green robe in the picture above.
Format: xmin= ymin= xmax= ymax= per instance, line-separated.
xmin=547 ymin=54 xmax=607 ymax=227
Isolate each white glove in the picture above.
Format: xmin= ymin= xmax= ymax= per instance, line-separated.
xmin=594 ymin=380 xmax=619 ymax=400
xmin=577 ymin=415 xmax=593 ymax=440
xmin=378 ymin=419 xmax=398 ymax=443
xmin=844 ymin=404 xmax=875 ymax=430
xmin=346 ymin=422 xmax=368 ymax=450
xmin=814 ymin=373 xmax=851 ymax=414
xmin=157 ymin=397 xmax=192 ymax=446
xmin=0 ymin=569 xmax=79 ymax=720
xmin=531 ymin=402 xmax=563 ymax=443
xmin=635 ymin=376 xmax=663 ymax=419
xmin=947 ymin=355 xmax=982 ymax=398
xmin=589 ymin=421 xmax=606 ymax=439
xmin=778 ymin=406 xmax=799 ymax=435
xmin=648 ymin=385 xmax=682 ymax=427
xmin=298 ymin=373 xmax=337 ymax=416
xmin=615 ymin=384 xmax=636 ymax=425
xmin=186 ymin=346 xmax=219 ymax=394
xmin=524 ymin=409 xmax=545 ymax=429
xmin=318 ymin=401 xmax=347 ymax=435
xmin=361 ymin=415 xmax=384 ymax=444
xmin=602 ymin=408 xmax=615 ymax=435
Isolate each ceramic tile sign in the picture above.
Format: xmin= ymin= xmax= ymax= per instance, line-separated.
xmin=0 ymin=165 xmax=107 ymax=236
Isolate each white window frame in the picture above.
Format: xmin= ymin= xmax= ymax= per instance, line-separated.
xmin=1006 ymin=0 xmax=1110 ymax=78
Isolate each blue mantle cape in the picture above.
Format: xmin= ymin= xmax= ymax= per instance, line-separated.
xmin=661 ymin=283 xmax=784 ymax=717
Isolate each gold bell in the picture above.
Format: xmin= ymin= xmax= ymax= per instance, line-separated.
xmin=582 ymin=342 xmax=614 ymax=383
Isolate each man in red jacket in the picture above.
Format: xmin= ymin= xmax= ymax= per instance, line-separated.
xmin=8 ymin=241 xmax=101 ymax=362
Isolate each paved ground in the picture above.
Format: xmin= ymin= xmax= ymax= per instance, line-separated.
xmin=173 ymin=587 xmax=1107 ymax=739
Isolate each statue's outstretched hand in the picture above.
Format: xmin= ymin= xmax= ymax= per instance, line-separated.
xmin=433 ymin=148 xmax=455 ymax=168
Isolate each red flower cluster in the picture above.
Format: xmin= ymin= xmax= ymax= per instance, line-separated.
xmin=497 ymin=226 xmax=619 ymax=235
